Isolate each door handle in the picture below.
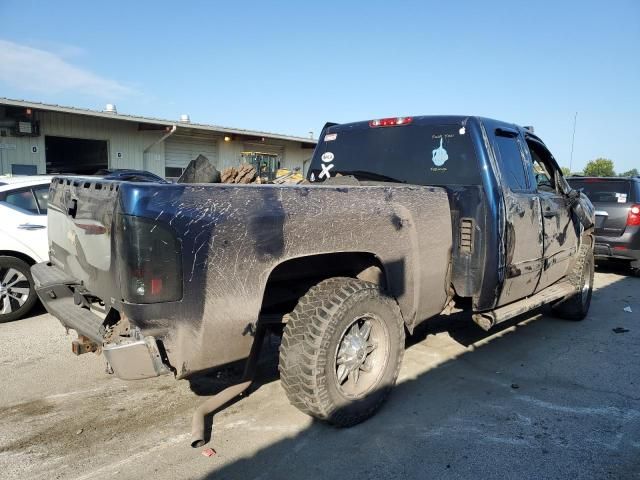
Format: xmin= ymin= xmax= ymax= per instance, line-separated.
xmin=543 ymin=208 xmax=558 ymax=218
xmin=18 ymin=223 xmax=46 ymax=230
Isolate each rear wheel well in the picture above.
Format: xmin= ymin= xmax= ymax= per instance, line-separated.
xmin=0 ymin=250 xmax=37 ymax=266
xmin=259 ymin=252 xmax=386 ymax=319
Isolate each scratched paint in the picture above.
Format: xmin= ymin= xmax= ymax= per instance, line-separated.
xmin=46 ymin=180 xmax=453 ymax=377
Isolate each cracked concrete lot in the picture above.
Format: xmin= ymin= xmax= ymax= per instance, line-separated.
xmin=1 ymin=266 xmax=638 ymax=480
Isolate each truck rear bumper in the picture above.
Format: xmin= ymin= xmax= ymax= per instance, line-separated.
xmin=31 ymin=261 xmax=170 ymax=380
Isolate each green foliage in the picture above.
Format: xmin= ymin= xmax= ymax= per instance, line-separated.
xmin=583 ymin=158 xmax=615 ymax=177
xmin=561 ymin=166 xmax=571 ymax=177
xmin=619 ymin=168 xmax=639 ymax=177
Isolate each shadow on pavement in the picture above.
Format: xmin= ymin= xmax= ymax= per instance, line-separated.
xmin=191 ymin=273 xmax=639 ymax=480
xmin=595 ymin=258 xmax=639 ymax=277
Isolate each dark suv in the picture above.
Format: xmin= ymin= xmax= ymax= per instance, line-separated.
xmin=568 ymin=176 xmax=640 ymax=275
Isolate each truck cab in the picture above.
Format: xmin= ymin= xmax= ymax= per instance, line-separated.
xmin=309 ymin=117 xmax=593 ymax=314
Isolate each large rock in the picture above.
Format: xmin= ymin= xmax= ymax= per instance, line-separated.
xmin=177 ymin=155 xmax=221 ymax=184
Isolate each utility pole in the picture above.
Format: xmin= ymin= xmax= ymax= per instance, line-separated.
xmin=569 ymin=112 xmax=578 ymax=173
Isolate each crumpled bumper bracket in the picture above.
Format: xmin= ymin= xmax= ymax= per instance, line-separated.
xmin=31 ymin=261 xmax=170 ymax=380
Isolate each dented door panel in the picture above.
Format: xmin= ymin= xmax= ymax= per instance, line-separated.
xmin=536 ymin=193 xmax=580 ymax=291
xmin=497 ymin=191 xmax=543 ymax=306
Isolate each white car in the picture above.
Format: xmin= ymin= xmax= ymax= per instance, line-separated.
xmin=0 ymin=176 xmax=52 ymax=322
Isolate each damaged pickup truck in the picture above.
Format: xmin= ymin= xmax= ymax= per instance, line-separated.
xmin=32 ymin=115 xmax=594 ymax=446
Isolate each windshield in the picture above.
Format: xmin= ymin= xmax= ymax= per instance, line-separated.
xmin=308 ymin=123 xmax=481 ymax=186
xmin=568 ymin=179 xmax=631 ymax=203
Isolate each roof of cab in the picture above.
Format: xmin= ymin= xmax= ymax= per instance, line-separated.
xmin=329 ymin=115 xmax=532 ymax=134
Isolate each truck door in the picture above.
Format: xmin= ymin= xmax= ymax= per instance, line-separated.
xmin=492 ymin=128 xmax=544 ymax=307
xmin=524 ymin=137 xmax=579 ymax=291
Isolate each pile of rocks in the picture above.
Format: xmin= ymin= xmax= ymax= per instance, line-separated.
xmin=220 ymin=164 xmax=261 ymax=184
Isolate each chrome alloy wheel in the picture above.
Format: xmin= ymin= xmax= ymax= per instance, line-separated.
xmin=0 ymin=267 xmax=30 ymax=314
xmin=334 ymin=314 xmax=390 ymax=398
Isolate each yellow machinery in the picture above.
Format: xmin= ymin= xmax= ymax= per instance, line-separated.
xmin=241 ymin=151 xmax=280 ymax=182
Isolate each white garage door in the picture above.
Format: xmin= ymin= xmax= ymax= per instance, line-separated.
xmin=165 ymin=135 xmax=218 ymax=169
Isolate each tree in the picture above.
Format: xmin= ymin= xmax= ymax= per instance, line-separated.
xmin=619 ymin=168 xmax=639 ymax=177
xmin=561 ymin=166 xmax=572 ymax=177
xmin=583 ymin=158 xmax=615 ymax=177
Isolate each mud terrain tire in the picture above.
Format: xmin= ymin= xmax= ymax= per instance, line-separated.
xmin=279 ymin=277 xmax=405 ymax=427
xmin=552 ymin=244 xmax=594 ymax=321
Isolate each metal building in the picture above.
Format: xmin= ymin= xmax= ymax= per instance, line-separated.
xmin=0 ymin=98 xmax=317 ymax=179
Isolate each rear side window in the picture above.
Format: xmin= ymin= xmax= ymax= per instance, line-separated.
xmin=494 ymin=134 xmax=528 ymax=191
xmin=34 ymin=185 xmax=49 ymax=213
xmin=5 ymin=189 xmax=39 ymax=213
xmin=568 ymin=179 xmax=631 ymax=203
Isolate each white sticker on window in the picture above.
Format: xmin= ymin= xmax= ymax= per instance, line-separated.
xmin=310 ymin=172 xmax=315 ymax=182
xmin=321 ymin=152 xmax=334 ymax=163
xmin=324 ymin=133 xmax=337 ymax=142
xmin=431 ymin=137 xmax=449 ymax=167
xmin=319 ymin=163 xmax=334 ymax=179
xmin=616 ymin=193 xmax=627 ymax=203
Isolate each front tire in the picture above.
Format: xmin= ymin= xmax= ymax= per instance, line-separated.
xmin=0 ymin=256 xmax=38 ymax=323
xmin=279 ymin=277 xmax=405 ymax=427
xmin=552 ymin=245 xmax=594 ymax=321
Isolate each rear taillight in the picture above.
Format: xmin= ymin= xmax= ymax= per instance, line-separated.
xmin=628 ymin=204 xmax=640 ymax=226
xmin=115 ymin=214 xmax=182 ymax=303
xmin=369 ymin=116 xmax=413 ymax=127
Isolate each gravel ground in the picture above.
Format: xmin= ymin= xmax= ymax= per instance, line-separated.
xmin=0 ymin=267 xmax=638 ymax=480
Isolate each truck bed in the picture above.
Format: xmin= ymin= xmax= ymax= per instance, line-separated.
xmin=41 ymin=177 xmax=453 ymax=377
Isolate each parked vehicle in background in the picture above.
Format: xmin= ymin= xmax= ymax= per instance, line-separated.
xmin=33 ymin=116 xmax=595 ymax=445
xmin=0 ymin=176 xmax=52 ymax=322
xmin=0 ymin=170 xmax=164 ymax=323
xmin=567 ymin=176 xmax=640 ymax=276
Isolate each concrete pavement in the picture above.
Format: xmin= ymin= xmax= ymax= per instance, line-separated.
xmin=1 ymin=268 xmax=638 ymax=479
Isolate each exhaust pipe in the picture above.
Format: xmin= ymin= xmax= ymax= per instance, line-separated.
xmin=190 ymin=380 xmax=252 ymax=448
xmin=190 ymin=325 xmax=266 ymax=448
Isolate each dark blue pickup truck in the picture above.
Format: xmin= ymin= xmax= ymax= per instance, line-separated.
xmin=32 ymin=115 xmax=594 ymax=445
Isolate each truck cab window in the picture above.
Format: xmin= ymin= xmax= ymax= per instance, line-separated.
xmin=494 ymin=133 xmax=528 ymax=191
xmin=526 ymin=139 xmax=557 ymax=193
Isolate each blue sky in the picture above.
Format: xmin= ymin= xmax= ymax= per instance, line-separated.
xmin=0 ymin=0 xmax=638 ymax=172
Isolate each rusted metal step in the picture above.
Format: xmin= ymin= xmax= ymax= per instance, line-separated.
xmin=472 ymin=280 xmax=575 ymax=330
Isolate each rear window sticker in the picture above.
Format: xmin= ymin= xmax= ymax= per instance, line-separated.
xmin=310 ymin=172 xmax=316 ymax=182
xmin=459 ymin=127 xmax=466 ymax=135
xmin=431 ymin=137 xmax=449 ymax=167
xmin=324 ymin=133 xmax=337 ymax=142
xmin=319 ymin=162 xmax=334 ymax=179
xmin=321 ymin=152 xmax=334 ymax=163
xmin=616 ymin=193 xmax=627 ymax=203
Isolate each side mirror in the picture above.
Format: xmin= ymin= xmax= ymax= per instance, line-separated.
xmin=567 ymin=188 xmax=595 ymax=229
